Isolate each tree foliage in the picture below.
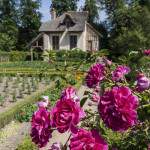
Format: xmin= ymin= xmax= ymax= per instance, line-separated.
xmin=0 ymin=0 xmax=18 ymax=51
xmin=83 ymin=0 xmax=99 ymax=24
xmin=98 ymin=0 xmax=150 ymax=55
xmin=0 ymin=0 xmax=41 ymax=51
xmin=17 ymin=0 xmax=41 ymax=50
xmin=51 ymin=0 xmax=79 ymax=16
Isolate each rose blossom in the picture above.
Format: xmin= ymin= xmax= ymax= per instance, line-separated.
xmin=69 ymin=129 xmax=108 ymax=150
xmin=30 ymin=107 xmax=52 ymax=148
xmin=91 ymin=91 xmax=100 ymax=103
xmin=85 ymin=63 xmax=105 ymax=88
xmin=98 ymin=86 xmax=139 ymax=131
xmin=51 ymin=99 xmax=85 ymax=133
xmin=37 ymin=96 xmax=49 ymax=108
xmin=49 ymin=142 xmax=62 ymax=150
xmin=112 ymin=65 xmax=130 ymax=81
xmin=143 ymin=49 xmax=150 ymax=56
xmin=136 ymin=73 xmax=150 ymax=92
xmin=61 ymin=86 xmax=80 ymax=102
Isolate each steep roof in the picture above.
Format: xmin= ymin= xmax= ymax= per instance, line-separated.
xmin=39 ymin=11 xmax=89 ymax=32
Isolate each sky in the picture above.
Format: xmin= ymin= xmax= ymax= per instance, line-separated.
xmin=39 ymin=0 xmax=107 ymax=22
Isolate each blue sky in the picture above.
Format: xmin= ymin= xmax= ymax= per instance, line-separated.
xmin=39 ymin=0 xmax=106 ymax=22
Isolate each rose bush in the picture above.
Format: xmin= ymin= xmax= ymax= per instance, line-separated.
xmin=30 ymin=53 xmax=149 ymax=149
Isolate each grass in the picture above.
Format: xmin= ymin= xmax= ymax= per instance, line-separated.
xmin=0 ymin=121 xmax=21 ymax=141
xmin=16 ymin=136 xmax=38 ymax=150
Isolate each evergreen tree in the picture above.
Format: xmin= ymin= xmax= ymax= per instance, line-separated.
xmin=0 ymin=0 xmax=18 ymax=51
xmin=83 ymin=0 xmax=99 ymax=24
xmin=51 ymin=0 xmax=79 ymax=16
xmin=17 ymin=0 xmax=41 ymax=50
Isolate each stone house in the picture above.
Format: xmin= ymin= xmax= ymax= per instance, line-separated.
xmin=29 ymin=10 xmax=101 ymax=51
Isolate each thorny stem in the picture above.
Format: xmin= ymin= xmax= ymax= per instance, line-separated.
xmin=63 ymin=134 xmax=72 ymax=149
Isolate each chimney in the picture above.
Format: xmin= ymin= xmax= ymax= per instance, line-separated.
xmin=50 ymin=8 xmax=56 ymax=20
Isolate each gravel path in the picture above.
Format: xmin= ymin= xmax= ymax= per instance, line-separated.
xmin=0 ymin=122 xmax=30 ymax=150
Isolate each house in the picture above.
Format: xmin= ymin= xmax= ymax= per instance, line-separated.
xmin=29 ymin=10 xmax=101 ymax=51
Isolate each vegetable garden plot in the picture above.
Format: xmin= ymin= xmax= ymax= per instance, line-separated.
xmin=0 ymin=75 xmax=51 ymax=113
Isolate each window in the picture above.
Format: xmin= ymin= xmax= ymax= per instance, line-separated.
xmin=52 ymin=36 xmax=59 ymax=50
xmin=70 ymin=35 xmax=77 ymax=49
xmin=87 ymin=40 xmax=92 ymax=51
xmin=62 ymin=15 xmax=74 ymax=28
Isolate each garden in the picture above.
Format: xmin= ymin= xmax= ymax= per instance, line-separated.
xmin=0 ymin=49 xmax=149 ymax=150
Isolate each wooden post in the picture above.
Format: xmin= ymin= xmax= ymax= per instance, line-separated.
xmin=30 ymin=48 xmax=33 ymax=61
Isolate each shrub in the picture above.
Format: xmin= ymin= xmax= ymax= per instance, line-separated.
xmin=0 ymin=51 xmax=41 ymax=62
xmin=9 ymin=51 xmax=28 ymax=61
xmin=15 ymin=104 xmax=37 ymax=122
xmin=45 ymin=49 xmax=109 ymax=62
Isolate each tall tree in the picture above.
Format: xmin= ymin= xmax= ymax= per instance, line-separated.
xmin=99 ymin=0 xmax=150 ymax=55
xmin=17 ymin=0 xmax=41 ymax=50
xmin=83 ymin=0 xmax=99 ymax=24
xmin=0 ymin=0 xmax=18 ymax=51
xmin=51 ymin=0 xmax=79 ymax=16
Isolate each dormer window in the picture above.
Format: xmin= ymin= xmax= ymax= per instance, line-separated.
xmin=62 ymin=14 xmax=75 ymax=28
xmin=65 ymin=18 xmax=71 ymax=28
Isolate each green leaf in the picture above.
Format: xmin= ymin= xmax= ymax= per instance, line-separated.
xmin=80 ymin=97 xmax=88 ymax=107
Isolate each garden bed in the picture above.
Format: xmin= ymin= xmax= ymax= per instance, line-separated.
xmin=0 ymin=79 xmax=55 ymax=129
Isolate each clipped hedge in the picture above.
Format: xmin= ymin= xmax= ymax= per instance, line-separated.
xmin=0 ymin=82 xmax=55 ymax=129
xmin=44 ymin=49 xmax=109 ymax=62
xmin=0 ymin=49 xmax=109 ymax=62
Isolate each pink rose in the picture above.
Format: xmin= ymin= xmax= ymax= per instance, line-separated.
xmin=30 ymin=107 xmax=52 ymax=148
xmin=98 ymin=86 xmax=139 ymax=131
xmin=86 ymin=63 xmax=105 ymax=88
xmin=51 ymin=99 xmax=85 ymax=133
xmin=37 ymin=101 xmax=48 ymax=108
xmin=37 ymin=96 xmax=49 ymax=108
xmin=49 ymin=142 xmax=62 ymax=150
xmin=61 ymin=86 xmax=80 ymax=103
xmin=112 ymin=65 xmax=130 ymax=81
xmin=69 ymin=129 xmax=108 ymax=150
xmin=91 ymin=92 xmax=100 ymax=103
xmin=136 ymin=73 xmax=150 ymax=92
xmin=143 ymin=49 xmax=150 ymax=56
